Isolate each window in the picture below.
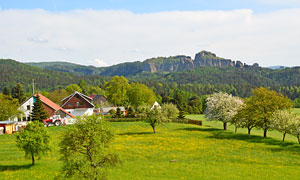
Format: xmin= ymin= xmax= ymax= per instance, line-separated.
xmin=27 ymin=105 xmax=30 ymax=110
xmin=68 ymin=102 xmax=72 ymax=106
xmin=76 ymin=102 xmax=80 ymax=107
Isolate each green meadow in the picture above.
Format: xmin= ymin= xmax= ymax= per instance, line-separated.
xmin=1 ymin=112 xmax=300 ymax=179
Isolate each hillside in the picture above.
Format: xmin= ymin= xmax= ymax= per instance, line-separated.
xmin=27 ymin=51 xmax=258 ymax=77
xmin=1 ymin=121 xmax=300 ymax=179
xmin=2 ymin=51 xmax=300 ymax=99
xmin=0 ymin=59 xmax=108 ymax=91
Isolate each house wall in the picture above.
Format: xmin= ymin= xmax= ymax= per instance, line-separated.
xmin=65 ymin=108 xmax=94 ymax=117
xmin=62 ymin=94 xmax=93 ymax=109
xmin=20 ymin=97 xmax=55 ymax=121
xmin=93 ymin=96 xmax=107 ymax=105
xmin=0 ymin=124 xmax=15 ymax=134
xmin=43 ymin=104 xmax=55 ymax=118
xmin=20 ymin=97 xmax=34 ymax=121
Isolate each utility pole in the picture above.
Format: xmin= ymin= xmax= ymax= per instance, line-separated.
xmin=32 ymin=79 xmax=38 ymax=95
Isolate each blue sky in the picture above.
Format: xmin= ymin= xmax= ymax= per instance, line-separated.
xmin=1 ymin=0 xmax=299 ymax=13
xmin=0 ymin=0 xmax=300 ymax=67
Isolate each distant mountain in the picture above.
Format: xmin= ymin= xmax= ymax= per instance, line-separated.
xmin=27 ymin=51 xmax=259 ymax=77
xmin=267 ymin=66 xmax=287 ymax=70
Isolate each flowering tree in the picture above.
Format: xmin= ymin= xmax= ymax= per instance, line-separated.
xmin=271 ymin=110 xmax=297 ymax=142
xmin=205 ymin=92 xmax=244 ymax=130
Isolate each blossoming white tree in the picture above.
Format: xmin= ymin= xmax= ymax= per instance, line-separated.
xmin=205 ymin=92 xmax=244 ymax=130
xmin=271 ymin=110 xmax=297 ymax=142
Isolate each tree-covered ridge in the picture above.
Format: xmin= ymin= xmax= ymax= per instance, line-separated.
xmin=0 ymin=59 xmax=109 ymax=92
xmin=26 ymin=50 xmax=256 ymax=76
xmin=26 ymin=61 xmax=102 ymax=75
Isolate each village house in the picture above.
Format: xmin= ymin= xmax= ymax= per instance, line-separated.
xmin=20 ymin=93 xmax=74 ymax=121
xmin=61 ymin=91 xmax=94 ymax=117
xmin=89 ymin=94 xmax=108 ymax=106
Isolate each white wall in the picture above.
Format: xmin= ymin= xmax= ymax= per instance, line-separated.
xmin=65 ymin=108 xmax=94 ymax=117
xmin=19 ymin=96 xmax=34 ymax=121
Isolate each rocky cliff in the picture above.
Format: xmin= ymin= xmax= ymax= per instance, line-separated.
xmin=142 ymin=56 xmax=194 ymax=72
xmin=142 ymin=51 xmax=258 ymax=72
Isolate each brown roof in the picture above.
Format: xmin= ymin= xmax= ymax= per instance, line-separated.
xmin=35 ymin=94 xmax=75 ymax=118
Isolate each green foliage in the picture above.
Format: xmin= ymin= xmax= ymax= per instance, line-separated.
xmin=108 ymin=109 xmax=116 ymax=117
xmin=31 ymin=95 xmax=49 ymax=122
xmin=162 ymin=103 xmax=179 ymax=119
xmin=47 ymin=89 xmax=69 ymax=105
xmin=178 ymin=110 xmax=185 ymax=119
xmin=126 ymin=107 xmax=135 ymax=118
xmin=16 ymin=121 xmax=50 ymax=165
xmin=0 ymin=94 xmax=23 ymax=121
xmin=127 ymin=82 xmax=156 ymax=109
xmin=105 ymin=76 xmax=130 ymax=106
xmin=11 ymin=83 xmax=25 ymax=103
xmin=147 ymin=106 xmax=169 ymax=133
xmin=59 ymin=115 xmax=120 ymax=180
xmin=65 ymin=84 xmax=82 ymax=94
xmin=2 ymin=86 xmax=10 ymax=96
xmin=246 ymin=87 xmax=292 ymax=137
xmin=271 ymin=110 xmax=297 ymax=142
xmin=116 ymin=107 xmax=122 ymax=118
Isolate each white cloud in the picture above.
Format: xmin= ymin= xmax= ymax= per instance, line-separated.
xmin=94 ymin=58 xmax=109 ymax=67
xmin=0 ymin=8 xmax=300 ymax=67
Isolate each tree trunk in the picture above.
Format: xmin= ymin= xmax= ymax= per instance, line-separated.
xmin=235 ymin=126 xmax=237 ymax=133
xmin=297 ymin=133 xmax=300 ymax=144
xmin=31 ymin=153 xmax=35 ymax=165
xmin=263 ymin=128 xmax=267 ymax=138
xmin=152 ymin=126 xmax=156 ymax=134
xmin=223 ymin=122 xmax=227 ymax=130
xmin=247 ymin=127 xmax=251 ymax=135
xmin=282 ymin=132 xmax=286 ymax=142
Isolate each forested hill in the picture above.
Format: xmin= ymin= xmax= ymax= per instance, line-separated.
xmin=2 ymin=52 xmax=300 ymax=99
xmin=26 ymin=51 xmax=259 ymax=77
xmin=0 ymin=59 xmax=109 ymax=92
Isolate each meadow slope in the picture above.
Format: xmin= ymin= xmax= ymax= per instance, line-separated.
xmin=1 ymin=118 xmax=300 ymax=179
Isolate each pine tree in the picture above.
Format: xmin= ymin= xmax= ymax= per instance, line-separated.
xmin=31 ymin=95 xmax=49 ymax=122
xmin=11 ymin=83 xmax=25 ymax=103
xmin=2 ymin=86 xmax=10 ymax=96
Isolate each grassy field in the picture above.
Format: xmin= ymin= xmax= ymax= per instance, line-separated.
xmin=1 ymin=115 xmax=300 ymax=179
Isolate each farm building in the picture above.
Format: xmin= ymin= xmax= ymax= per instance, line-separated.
xmin=0 ymin=121 xmax=16 ymax=134
xmin=61 ymin=91 xmax=94 ymax=117
xmin=20 ymin=93 xmax=74 ymax=121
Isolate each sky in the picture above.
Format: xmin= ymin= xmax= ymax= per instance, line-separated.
xmin=0 ymin=0 xmax=300 ymax=67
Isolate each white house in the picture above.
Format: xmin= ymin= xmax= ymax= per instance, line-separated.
xmin=61 ymin=91 xmax=95 ymax=117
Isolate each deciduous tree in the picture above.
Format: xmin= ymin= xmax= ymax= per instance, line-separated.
xmin=105 ymin=76 xmax=130 ymax=106
xmin=147 ymin=106 xmax=169 ymax=133
xmin=246 ymin=87 xmax=292 ymax=137
xmin=271 ymin=110 xmax=297 ymax=142
xmin=127 ymin=82 xmax=156 ymax=110
xmin=16 ymin=121 xmax=50 ymax=165
xmin=205 ymin=92 xmax=244 ymax=130
xmin=0 ymin=94 xmax=22 ymax=121
xmin=59 ymin=115 xmax=120 ymax=179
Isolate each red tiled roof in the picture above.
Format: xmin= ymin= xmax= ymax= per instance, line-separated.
xmin=35 ymin=94 xmax=75 ymax=118
xmin=89 ymin=95 xmax=97 ymax=99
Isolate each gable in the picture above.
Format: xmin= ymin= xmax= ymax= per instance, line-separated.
xmin=61 ymin=93 xmax=94 ymax=109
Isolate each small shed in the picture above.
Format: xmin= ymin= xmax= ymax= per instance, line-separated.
xmin=0 ymin=121 xmax=16 ymax=134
